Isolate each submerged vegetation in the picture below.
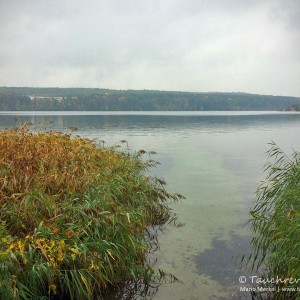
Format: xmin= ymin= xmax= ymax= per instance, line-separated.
xmin=0 ymin=123 xmax=183 ymax=299
xmin=248 ymin=142 xmax=300 ymax=299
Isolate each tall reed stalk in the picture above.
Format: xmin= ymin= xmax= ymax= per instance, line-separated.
xmin=0 ymin=123 xmax=183 ymax=299
xmin=249 ymin=142 xmax=300 ymax=299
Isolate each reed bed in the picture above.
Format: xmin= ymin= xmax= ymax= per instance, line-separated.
xmin=0 ymin=123 xmax=182 ymax=299
xmin=249 ymin=142 xmax=300 ymax=299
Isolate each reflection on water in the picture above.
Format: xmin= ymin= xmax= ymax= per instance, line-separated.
xmin=2 ymin=112 xmax=300 ymax=137
xmin=195 ymin=233 xmax=250 ymax=286
xmin=1 ymin=111 xmax=300 ymax=299
xmin=102 ymin=279 xmax=160 ymax=300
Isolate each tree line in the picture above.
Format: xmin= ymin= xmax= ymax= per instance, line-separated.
xmin=0 ymin=87 xmax=299 ymax=111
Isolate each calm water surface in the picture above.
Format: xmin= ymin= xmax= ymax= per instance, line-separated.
xmin=1 ymin=111 xmax=300 ymax=299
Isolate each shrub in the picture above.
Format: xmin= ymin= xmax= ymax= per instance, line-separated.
xmin=0 ymin=123 xmax=182 ymax=299
xmin=249 ymin=142 xmax=300 ymax=299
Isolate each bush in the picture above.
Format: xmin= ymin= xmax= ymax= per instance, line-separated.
xmin=249 ymin=142 xmax=300 ymax=299
xmin=0 ymin=123 xmax=182 ymax=299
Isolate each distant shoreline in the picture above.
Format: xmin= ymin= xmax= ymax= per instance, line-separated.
xmin=1 ymin=87 xmax=300 ymax=111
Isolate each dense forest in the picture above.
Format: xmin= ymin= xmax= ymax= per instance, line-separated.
xmin=0 ymin=87 xmax=299 ymax=111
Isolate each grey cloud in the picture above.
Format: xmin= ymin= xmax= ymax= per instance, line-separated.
xmin=0 ymin=0 xmax=299 ymax=96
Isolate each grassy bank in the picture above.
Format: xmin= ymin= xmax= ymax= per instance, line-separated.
xmin=0 ymin=123 xmax=182 ymax=299
xmin=249 ymin=142 xmax=300 ymax=299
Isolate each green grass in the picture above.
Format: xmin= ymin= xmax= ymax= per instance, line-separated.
xmin=248 ymin=142 xmax=300 ymax=299
xmin=0 ymin=123 xmax=183 ymax=299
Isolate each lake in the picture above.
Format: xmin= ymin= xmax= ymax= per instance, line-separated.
xmin=1 ymin=111 xmax=300 ymax=299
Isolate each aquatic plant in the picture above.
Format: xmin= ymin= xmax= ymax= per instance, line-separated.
xmin=0 ymin=123 xmax=182 ymax=299
xmin=249 ymin=142 xmax=300 ymax=299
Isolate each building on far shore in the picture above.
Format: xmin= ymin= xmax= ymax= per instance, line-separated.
xmin=28 ymin=95 xmax=65 ymax=102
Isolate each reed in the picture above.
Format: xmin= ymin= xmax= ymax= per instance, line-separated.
xmin=0 ymin=123 xmax=183 ymax=299
xmin=248 ymin=142 xmax=300 ymax=299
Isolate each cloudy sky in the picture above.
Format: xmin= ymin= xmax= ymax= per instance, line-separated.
xmin=0 ymin=0 xmax=299 ymax=96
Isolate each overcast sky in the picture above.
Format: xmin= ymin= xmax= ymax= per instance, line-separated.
xmin=0 ymin=0 xmax=299 ymax=96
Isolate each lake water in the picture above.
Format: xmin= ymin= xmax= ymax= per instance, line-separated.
xmin=1 ymin=111 xmax=300 ymax=299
